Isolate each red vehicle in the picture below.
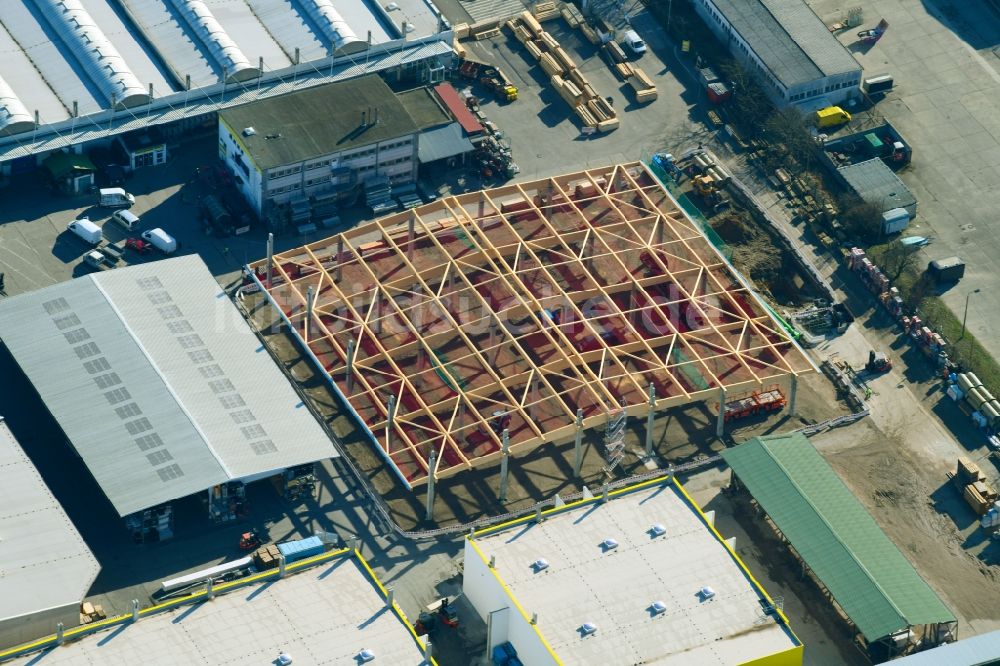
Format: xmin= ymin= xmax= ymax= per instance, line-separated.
xmin=125 ymin=237 xmax=151 ymax=254
xmin=723 ymin=385 xmax=786 ymax=422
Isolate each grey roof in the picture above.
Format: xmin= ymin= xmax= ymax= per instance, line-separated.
xmin=0 ymin=418 xmax=99 ymax=622
xmin=893 ymin=630 xmax=1000 ymax=665
xmin=709 ymin=0 xmax=861 ymax=89
xmin=838 ymin=158 xmax=917 ymax=212
xmin=219 ymin=75 xmax=419 ymax=170
xmin=0 ymin=255 xmax=337 ymax=516
xmin=397 ymin=87 xmax=451 ymax=130
xmin=418 ymin=122 xmax=474 ymax=163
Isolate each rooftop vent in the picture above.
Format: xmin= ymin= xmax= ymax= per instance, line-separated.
xmin=532 ymin=558 xmax=549 ymax=572
xmin=600 ymin=537 xmax=618 ymax=551
xmin=357 ymin=648 xmax=375 ymax=662
xmin=650 ymin=523 xmax=666 ymax=537
xmin=651 ymin=601 xmax=667 ymax=615
xmin=242 ymin=127 xmax=256 ymax=137
xmin=699 ymin=586 xmax=716 ymax=601
xmin=580 ymin=622 xmax=598 ymax=636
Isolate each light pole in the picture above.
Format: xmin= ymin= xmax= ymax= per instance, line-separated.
xmin=960 ymin=288 xmax=980 ymax=340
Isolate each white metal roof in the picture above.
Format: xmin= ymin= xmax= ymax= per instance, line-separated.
xmin=0 ymin=255 xmax=337 ymax=516
xmin=0 ymin=418 xmax=99 ymax=623
xmin=8 ymin=554 xmax=429 ymax=665
xmin=471 ymin=481 xmax=801 ymax=665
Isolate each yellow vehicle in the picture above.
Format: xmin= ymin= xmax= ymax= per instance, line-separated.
xmin=813 ymin=106 xmax=852 ymax=128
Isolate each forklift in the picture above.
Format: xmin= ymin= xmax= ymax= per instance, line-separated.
xmin=865 ymin=350 xmax=892 ymax=373
xmin=414 ymin=598 xmax=460 ymax=636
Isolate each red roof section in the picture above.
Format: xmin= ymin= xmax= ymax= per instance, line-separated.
xmin=432 ymin=83 xmax=484 ymax=136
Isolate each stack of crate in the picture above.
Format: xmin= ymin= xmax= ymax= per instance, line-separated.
xmin=252 ymin=544 xmax=282 ymax=570
xmin=505 ymin=11 xmax=619 ymax=132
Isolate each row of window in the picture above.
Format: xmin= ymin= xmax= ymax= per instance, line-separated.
xmin=268 ymin=138 xmax=414 ymax=179
xmin=788 ymin=78 xmax=859 ymax=102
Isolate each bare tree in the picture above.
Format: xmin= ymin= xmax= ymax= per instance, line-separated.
xmin=838 ymin=197 xmax=882 ymax=240
xmin=877 ymin=240 xmax=921 ymax=282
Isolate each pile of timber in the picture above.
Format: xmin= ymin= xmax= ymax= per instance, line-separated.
xmin=506 ymin=11 xmax=619 ymax=132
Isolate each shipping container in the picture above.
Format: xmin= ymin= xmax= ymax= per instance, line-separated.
xmin=928 ymin=256 xmax=965 ymax=283
xmin=862 ymin=74 xmax=894 ymax=95
xmin=881 ymin=207 xmax=910 ymax=234
xmin=277 ymin=536 xmax=325 ymax=563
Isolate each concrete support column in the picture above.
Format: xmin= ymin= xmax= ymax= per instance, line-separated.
xmin=530 ymin=374 xmax=540 ymax=421
xmin=56 ymin=623 xmax=65 ymax=645
xmin=386 ymin=587 xmax=395 ymax=608
xmin=645 ymin=383 xmax=657 ymax=458
xmin=335 ymin=237 xmax=343 ymax=281
xmin=305 ymin=285 xmax=315 ymax=342
xmin=373 ymin=294 xmax=383 ymax=335
xmin=206 ymin=577 xmax=215 ymax=600
xmin=425 ymin=449 xmax=437 ymax=522
xmin=499 ymin=429 xmax=510 ymax=503
xmin=407 ymin=214 xmax=416 ymax=262
xmin=789 ymin=375 xmax=798 ymax=418
xmin=265 ymin=232 xmax=274 ymax=287
xmin=716 ymin=387 xmax=726 ymax=439
xmin=602 ymin=483 xmax=609 ymax=503
xmin=346 ymin=339 xmax=356 ymax=394
xmin=573 ymin=408 xmax=584 ymax=478
xmin=386 ymin=394 xmax=397 ymax=450
xmin=278 ymin=554 xmax=286 ymax=578
xmin=131 ymin=599 xmax=140 ymax=622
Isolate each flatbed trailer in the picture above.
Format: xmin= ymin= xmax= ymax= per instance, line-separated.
xmin=724 ymin=385 xmax=786 ymax=421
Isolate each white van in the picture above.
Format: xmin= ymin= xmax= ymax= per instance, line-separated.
xmin=622 ymin=29 xmax=646 ymax=56
xmin=67 ymin=218 xmax=102 ymax=245
xmin=99 ymin=187 xmax=135 ymax=208
xmin=112 ymin=209 xmax=141 ymax=231
xmin=141 ymin=228 xmax=177 ymax=254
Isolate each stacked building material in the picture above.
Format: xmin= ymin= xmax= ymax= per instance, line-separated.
xmin=506 ymin=11 xmax=619 ymax=132
xmin=628 ymin=67 xmax=658 ymax=103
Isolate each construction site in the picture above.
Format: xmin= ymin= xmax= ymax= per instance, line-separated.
xmin=246 ymin=163 xmax=818 ymax=520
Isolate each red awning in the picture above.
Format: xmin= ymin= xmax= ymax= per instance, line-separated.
xmin=433 ymin=83 xmax=484 ymax=136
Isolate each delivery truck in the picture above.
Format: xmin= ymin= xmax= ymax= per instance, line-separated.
xmin=813 ymin=106 xmax=852 ymax=129
xmin=99 ymin=187 xmax=135 ymax=208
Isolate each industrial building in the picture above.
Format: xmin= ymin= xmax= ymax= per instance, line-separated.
xmin=250 ymin=163 xmax=814 ymax=490
xmin=0 ymin=255 xmax=336 ymax=525
xmin=463 ymin=477 xmax=803 ymax=665
xmin=837 ymin=158 xmax=917 ymax=216
xmin=0 ymin=417 xmax=99 ymax=651
xmin=891 ymin=629 xmax=1000 ymax=665
xmin=722 ymin=434 xmax=956 ymax=659
xmin=693 ymin=0 xmax=863 ymax=105
xmin=2 ymin=549 xmax=433 ymax=665
xmin=0 ymin=0 xmax=452 ymax=173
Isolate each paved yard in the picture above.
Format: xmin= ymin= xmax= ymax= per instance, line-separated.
xmin=809 ymin=0 xmax=1000 ymax=359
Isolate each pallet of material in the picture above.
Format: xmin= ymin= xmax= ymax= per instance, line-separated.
xmin=615 ymin=62 xmax=635 ymax=80
xmin=555 ymin=77 xmax=583 ymax=106
xmin=539 ymin=31 xmax=560 ymax=51
xmin=590 ymin=95 xmax=616 ymax=119
xmin=605 ymin=41 xmax=627 ymax=64
xmin=597 ymin=117 xmax=621 ymax=132
xmin=630 ymin=66 xmax=655 ymax=89
xmin=454 ymin=39 xmax=467 ymax=59
xmin=510 ymin=23 xmax=533 ymax=45
xmin=575 ymin=104 xmax=598 ymax=127
xmin=453 ymin=23 xmax=470 ymax=39
xmin=533 ymin=1 xmax=560 ymax=21
xmin=474 ymin=27 xmax=501 ymax=40
xmin=525 ymin=39 xmax=543 ymax=61
xmin=582 ymin=83 xmax=597 ymax=100
xmin=520 ymin=10 xmax=543 ymax=37
xmin=567 ymin=68 xmax=589 ymax=91
xmin=561 ymin=5 xmax=580 ymax=27
xmin=553 ymin=46 xmax=577 ymax=72
xmin=586 ymin=98 xmax=610 ymax=122
xmin=633 ymin=86 xmax=658 ymax=102
xmin=540 ymin=52 xmax=564 ymax=77
xmin=581 ymin=24 xmax=601 ymax=45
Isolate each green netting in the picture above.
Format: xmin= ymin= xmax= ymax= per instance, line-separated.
xmin=647 ymin=159 xmax=732 ymax=261
xmin=670 ymin=347 xmax=710 ymax=391
xmin=431 ymin=352 xmax=465 ymax=391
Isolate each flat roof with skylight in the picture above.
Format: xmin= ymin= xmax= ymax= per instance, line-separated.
xmin=6 ymin=550 xmax=431 ymax=665
xmin=464 ymin=478 xmax=803 ymax=666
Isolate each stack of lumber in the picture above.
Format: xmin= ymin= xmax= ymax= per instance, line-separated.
xmin=505 ymin=11 xmax=619 ymax=132
xmin=628 ymin=66 xmax=657 ymax=102
xmin=561 ymin=3 xmax=584 ymax=27
xmin=533 ymin=1 xmax=560 ymax=21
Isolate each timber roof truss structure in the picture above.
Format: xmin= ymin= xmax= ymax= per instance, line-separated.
xmin=254 ymin=163 xmax=813 ymax=486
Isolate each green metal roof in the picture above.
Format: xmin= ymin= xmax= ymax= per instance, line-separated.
xmin=722 ymin=433 xmax=955 ymax=642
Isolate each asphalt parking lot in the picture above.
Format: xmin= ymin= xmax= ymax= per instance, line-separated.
xmin=808 ymin=0 xmax=1000 ymax=359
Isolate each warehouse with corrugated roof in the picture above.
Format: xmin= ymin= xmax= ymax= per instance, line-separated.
xmin=0 ymin=255 xmax=337 ymax=525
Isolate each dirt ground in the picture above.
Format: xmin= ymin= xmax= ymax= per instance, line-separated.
xmin=243 ymin=291 xmax=848 ymax=531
